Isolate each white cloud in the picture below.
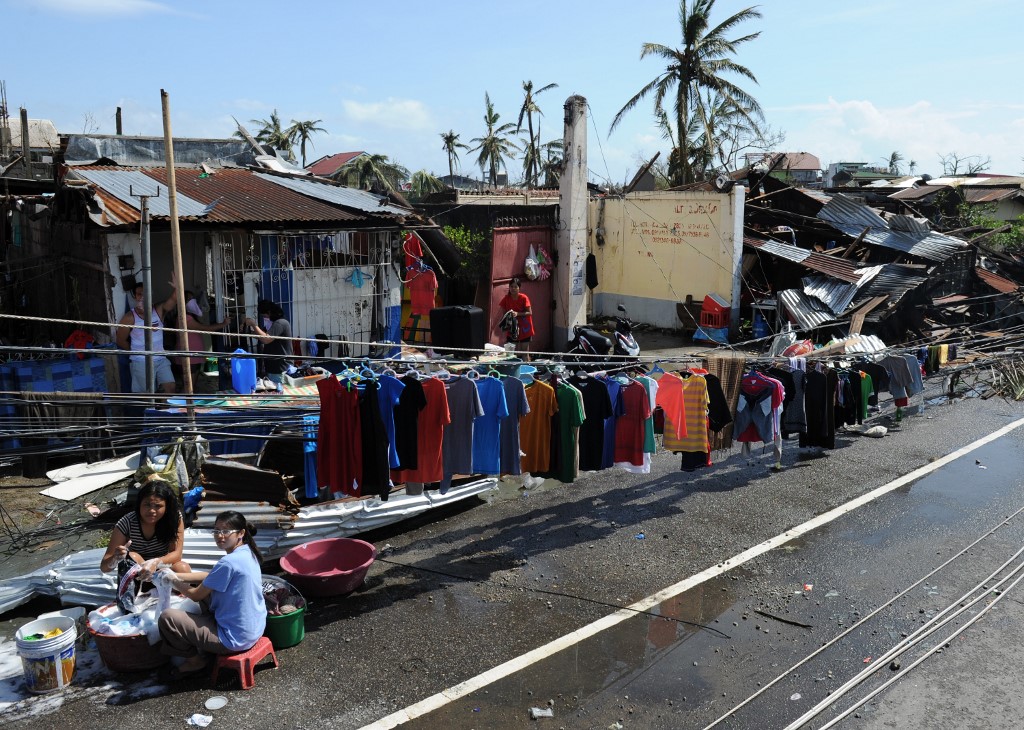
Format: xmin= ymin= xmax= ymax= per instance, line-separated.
xmin=778 ymin=97 xmax=1021 ymax=175
xmin=341 ymin=98 xmax=433 ymax=132
xmin=33 ymin=0 xmax=175 ymax=15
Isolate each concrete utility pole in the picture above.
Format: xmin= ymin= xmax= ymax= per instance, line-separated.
xmin=554 ymin=95 xmax=589 ymax=347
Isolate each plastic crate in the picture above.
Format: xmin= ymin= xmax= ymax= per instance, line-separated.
xmin=282 ymin=367 xmax=330 ymax=387
xmin=699 ymin=309 xmax=730 ymax=328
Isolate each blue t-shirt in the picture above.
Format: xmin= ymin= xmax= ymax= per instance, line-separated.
xmin=376 ymin=374 xmax=405 ymax=468
xmin=472 ymin=377 xmax=510 ymax=475
xmin=205 ymin=544 xmax=267 ymax=651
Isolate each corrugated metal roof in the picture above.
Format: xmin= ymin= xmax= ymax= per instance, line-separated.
xmin=777 ymin=288 xmax=837 ymax=331
xmin=976 ymin=266 xmax=1020 ymax=293
xmin=255 ymin=172 xmax=413 ymax=217
xmin=744 ymin=235 xmax=865 ymax=283
xmin=71 ymin=169 xmax=209 ymax=217
xmin=817 ymin=193 xmax=968 ymax=262
xmin=71 ymin=167 xmax=379 ymax=226
xmin=802 ymin=265 xmax=883 ymax=314
xmin=306 ymin=151 xmax=365 ymax=176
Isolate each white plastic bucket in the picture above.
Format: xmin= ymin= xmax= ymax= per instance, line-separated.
xmin=15 ymin=616 xmax=77 ymax=693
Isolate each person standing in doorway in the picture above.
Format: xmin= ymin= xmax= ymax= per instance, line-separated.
xmin=244 ymin=300 xmax=292 ymax=385
xmin=498 ymin=277 xmax=534 ymax=359
xmin=116 ymin=281 xmax=177 ymax=394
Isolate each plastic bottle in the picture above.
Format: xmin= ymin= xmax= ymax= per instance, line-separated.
xmin=230 ymin=349 xmax=257 ymax=394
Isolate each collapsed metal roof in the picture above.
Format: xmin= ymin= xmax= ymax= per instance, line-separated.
xmin=777 ymin=288 xmax=837 ymax=330
xmin=817 ymin=194 xmax=969 ymax=262
xmin=743 ymin=235 xmax=864 ymax=283
xmin=802 ymin=265 xmax=883 ymax=314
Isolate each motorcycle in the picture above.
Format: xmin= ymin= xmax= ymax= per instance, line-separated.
xmin=564 ymin=304 xmax=640 ymax=367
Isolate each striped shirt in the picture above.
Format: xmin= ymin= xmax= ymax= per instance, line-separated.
xmin=114 ymin=511 xmax=178 ymax=561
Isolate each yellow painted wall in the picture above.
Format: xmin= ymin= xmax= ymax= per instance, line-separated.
xmin=589 ymin=189 xmax=743 ymax=329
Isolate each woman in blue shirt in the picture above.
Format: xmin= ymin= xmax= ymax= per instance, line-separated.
xmin=158 ymin=510 xmax=267 ymax=679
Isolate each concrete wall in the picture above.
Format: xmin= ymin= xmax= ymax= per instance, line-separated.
xmin=589 ymin=187 xmax=745 ymax=330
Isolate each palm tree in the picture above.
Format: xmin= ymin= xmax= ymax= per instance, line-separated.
xmin=287 ymin=118 xmax=327 ymax=168
xmin=440 ymin=130 xmax=470 ymax=183
xmin=250 ymin=109 xmax=294 ymax=157
xmin=886 ymin=151 xmax=904 ymax=175
xmin=908 ymin=160 xmax=918 ymax=175
xmin=345 ymin=153 xmax=409 ymax=192
xmin=410 ymin=170 xmax=445 ymax=200
xmin=471 ymin=93 xmax=520 ymax=186
xmin=539 ymin=139 xmax=564 ymax=187
xmin=610 ymin=0 xmax=763 ymax=185
xmin=516 ymin=80 xmax=558 ymax=188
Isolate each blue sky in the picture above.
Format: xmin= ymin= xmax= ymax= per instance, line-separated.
xmin=4 ymin=0 xmax=1022 ymax=183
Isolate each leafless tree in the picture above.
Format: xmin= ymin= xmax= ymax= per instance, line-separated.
xmin=81 ymin=112 xmax=99 ymax=134
xmin=939 ymin=152 xmax=991 ymax=176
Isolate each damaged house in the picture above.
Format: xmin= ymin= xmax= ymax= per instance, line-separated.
xmin=743 ymin=175 xmax=977 ymax=346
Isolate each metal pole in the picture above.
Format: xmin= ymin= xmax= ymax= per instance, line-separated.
xmin=161 ymin=89 xmax=195 ymax=423
xmin=140 ymin=195 xmax=155 ymax=392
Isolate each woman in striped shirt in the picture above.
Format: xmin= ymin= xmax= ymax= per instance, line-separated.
xmin=100 ymin=477 xmax=191 ymax=577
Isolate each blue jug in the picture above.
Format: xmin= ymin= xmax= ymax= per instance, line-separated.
xmin=230 ymin=348 xmax=257 ymax=394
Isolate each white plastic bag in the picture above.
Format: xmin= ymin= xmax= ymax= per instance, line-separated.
xmin=524 ymin=244 xmax=541 ymax=280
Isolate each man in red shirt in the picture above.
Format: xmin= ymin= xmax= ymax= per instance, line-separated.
xmin=498 ymin=277 xmax=534 ymax=359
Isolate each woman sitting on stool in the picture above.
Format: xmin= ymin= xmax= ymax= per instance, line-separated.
xmin=158 ymin=510 xmax=267 ymax=679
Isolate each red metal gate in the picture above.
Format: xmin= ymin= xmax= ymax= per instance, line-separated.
xmin=487 ymin=226 xmax=554 ymax=352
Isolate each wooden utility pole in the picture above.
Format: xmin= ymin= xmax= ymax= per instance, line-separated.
xmin=160 ymin=89 xmax=195 ymax=422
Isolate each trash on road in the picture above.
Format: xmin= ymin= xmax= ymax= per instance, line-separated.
xmin=530 ymin=706 xmax=554 ymax=719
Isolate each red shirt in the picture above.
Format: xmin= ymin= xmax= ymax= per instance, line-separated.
xmin=499 ymin=292 xmax=534 ymax=340
xmin=409 ymin=270 xmax=438 ymax=315
xmin=393 ymin=377 xmax=450 ymax=483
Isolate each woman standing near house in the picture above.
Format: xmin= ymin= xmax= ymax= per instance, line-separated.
xmin=498 ymin=277 xmax=534 ymax=357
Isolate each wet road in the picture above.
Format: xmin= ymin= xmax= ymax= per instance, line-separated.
xmin=5 ymin=392 xmax=1024 ymax=729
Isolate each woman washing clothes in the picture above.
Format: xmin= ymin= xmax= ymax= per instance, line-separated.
xmin=157 ymin=511 xmax=267 ymax=679
xmin=99 ymin=476 xmax=191 ymax=579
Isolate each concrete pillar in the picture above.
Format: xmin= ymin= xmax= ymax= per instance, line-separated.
xmin=554 ymin=95 xmax=589 ymax=348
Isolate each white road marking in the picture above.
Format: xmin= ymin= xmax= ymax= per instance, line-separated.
xmin=360 ymin=415 xmax=1024 ymax=729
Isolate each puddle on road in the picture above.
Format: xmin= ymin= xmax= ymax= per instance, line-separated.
xmin=405 ymin=571 xmax=767 ymax=728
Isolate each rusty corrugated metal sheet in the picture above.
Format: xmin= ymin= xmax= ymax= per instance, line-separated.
xmin=744 ymin=235 xmax=864 ymax=283
xmin=817 ymin=193 xmax=968 ymax=262
xmin=976 ymin=266 xmax=1020 ymax=293
xmin=70 ymin=167 xmax=380 ymax=227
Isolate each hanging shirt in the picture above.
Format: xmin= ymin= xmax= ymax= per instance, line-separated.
xmin=408 ymin=269 xmax=438 ymax=315
xmin=552 ymin=382 xmax=586 ymax=483
xmin=655 ymin=372 xmax=688 ymax=439
xmin=442 ymin=377 xmax=485 ymax=477
xmin=359 ymin=380 xmax=391 ymax=499
xmin=375 ymin=374 xmax=405 ymax=469
xmin=636 ymin=375 xmax=659 ymax=455
xmin=316 ymin=376 xmax=362 ymax=497
xmin=570 ymin=375 xmax=613 ymax=471
xmin=599 ymin=376 xmax=626 ymax=469
xmin=520 ymin=380 xmax=558 ymax=474
xmin=499 ymin=377 xmax=530 ymax=475
xmin=664 ymin=375 xmax=712 ymax=462
xmin=393 ymin=374 xmax=427 ymax=470
xmin=613 ymin=380 xmax=651 ymax=468
xmin=395 ymin=377 xmax=450 ymax=484
xmin=472 ymin=377 xmax=510 ymax=475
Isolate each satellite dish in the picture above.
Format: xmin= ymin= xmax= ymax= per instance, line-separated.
xmin=713 ymin=174 xmax=735 ymax=192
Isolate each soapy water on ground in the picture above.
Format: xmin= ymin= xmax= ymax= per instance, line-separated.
xmin=0 ymin=632 xmax=167 ymax=720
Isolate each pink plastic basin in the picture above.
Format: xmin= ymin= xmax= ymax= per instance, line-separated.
xmin=279 ymin=538 xmax=376 ymax=597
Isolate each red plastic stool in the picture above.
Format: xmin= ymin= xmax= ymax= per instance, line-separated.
xmin=210 ymin=636 xmax=278 ymax=689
